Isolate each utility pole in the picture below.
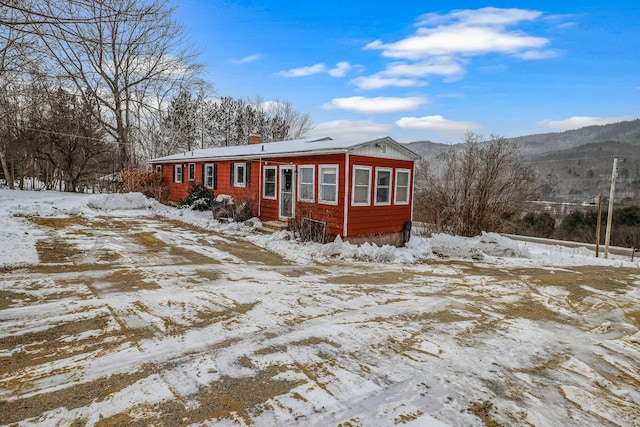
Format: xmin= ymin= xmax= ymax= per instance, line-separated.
xmin=604 ymin=157 xmax=618 ymax=258
xmin=595 ymin=193 xmax=602 ymax=257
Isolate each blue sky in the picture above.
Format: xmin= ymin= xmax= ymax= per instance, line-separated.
xmin=177 ymin=1 xmax=640 ymax=143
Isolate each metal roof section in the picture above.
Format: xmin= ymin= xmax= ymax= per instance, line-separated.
xmin=150 ymin=136 xmax=420 ymax=163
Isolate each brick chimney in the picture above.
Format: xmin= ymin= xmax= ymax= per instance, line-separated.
xmin=248 ymin=131 xmax=261 ymax=145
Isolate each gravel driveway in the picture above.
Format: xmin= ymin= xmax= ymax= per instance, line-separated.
xmin=1 ymin=214 xmax=640 ymax=426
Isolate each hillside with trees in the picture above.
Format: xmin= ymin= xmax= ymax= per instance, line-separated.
xmin=408 ymin=119 xmax=640 ymax=203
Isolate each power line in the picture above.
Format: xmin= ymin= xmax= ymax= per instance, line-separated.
xmin=3 ymin=124 xmax=108 ymax=143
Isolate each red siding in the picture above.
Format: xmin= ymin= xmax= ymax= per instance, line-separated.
xmin=289 ymin=154 xmax=345 ymax=236
xmin=346 ymin=155 xmax=414 ymax=237
xmin=216 ymin=161 xmax=259 ymax=214
xmin=153 ymin=160 xmax=260 ymax=217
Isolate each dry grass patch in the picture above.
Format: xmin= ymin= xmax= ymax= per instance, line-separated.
xmin=290 ymin=336 xmax=341 ymax=348
xmin=497 ymin=300 xmax=565 ymax=322
xmin=277 ymin=266 xmax=327 ymax=277
xmin=130 ymin=231 xmax=221 ymax=264
xmin=0 ymin=312 xmax=110 ymax=348
xmin=325 ymin=270 xmax=416 ymax=285
xmin=0 ymin=290 xmax=38 ymax=309
xmin=22 ymin=263 xmax=115 ymax=275
xmin=213 ymin=238 xmax=290 ymax=266
xmin=130 ymin=231 xmax=166 ymax=251
xmin=195 ymin=269 xmax=219 ymax=281
xmin=338 ymin=418 xmax=364 ymax=427
xmin=156 ymin=217 xmax=288 ymax=265
xmin=467 ymin=400 xmax=503 ymax=427
xmin=386 ymin=329 xmax=439 ymax=359
xmin=99 ymin=269 xmax=161 ymax=292
xmin=19 ymin=215 xmax=91 ymax=229
xmin=625 ymin=310 xmax=640 ymax=328
xmin=484 ymin=266 xmax=637 ymax=300
xmin=36 ymin=239 xmax=80 ymax=264
xmin=394 ymin=409 xmax=425 ymax=425
xmin=591 ymin=354 xmax=640 ymax=393
xmin=169 ymin=246 xmax=221 ymax=264
xmin=0 ymin=308 xmax=139 ymax=374
xmin=517 ymin=352 xmax=569 ymax=380
xmin=192 ymin=307 xmax=240 ymax=328
xmin=409 ymin=309 xmax=475 ymax=324
xmin=254 ymin=344 xmax=288 ymax=356
xmin=96 ymin=365 xmax=303 ymax=426
xmin=292 ymin=361 xmax=335 ymax=397
xmin=0 ymin=367 xmax=154 ymax=425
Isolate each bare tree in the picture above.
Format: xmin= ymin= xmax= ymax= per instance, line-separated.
xmin=0 ymin=0 xmax=39 ymax=188
xmin=29 ymin=0 xmax=202 ymax=170
xmin=415 ymin=133 xmax=537 ymax=236
xmin=29 ymin=86 xmax=111 ymax=191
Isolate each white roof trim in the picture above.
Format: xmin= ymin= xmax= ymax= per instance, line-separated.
xmin=150 ymin=136 xmax=420 ymax=163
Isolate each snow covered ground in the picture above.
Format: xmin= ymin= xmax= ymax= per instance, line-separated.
xmin=1 ymin=189 xmax=639 ymax=426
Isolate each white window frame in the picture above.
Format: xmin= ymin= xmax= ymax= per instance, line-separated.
xmin=174 ymin=164 xmax=183 ymax=183
xmin=234 ymin=163 xmax=247 ymax=187
xmin=155 ymin=164 xmax=162 ymax=173
xmin=318 ymin=164 xmax=339 ymax=205
xmin=374 ymin=167 xmax=392 ymax=206
xmin=204 ymin=163 xmax=215 ymax=189
xmin=351 ymin=165 xmax=371 ymax=206
xmin=188 ymin=163 xmax=196 ymax=181
xmin=395 ymin=169 xmax=411 ymax=205
xmin=297 ymin=165 xmax=315 ymax=202
xmin=263 ymin=166 xmax=277 ymax=199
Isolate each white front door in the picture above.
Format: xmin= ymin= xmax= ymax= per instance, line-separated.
xmin=279 ymin=166 xmax=295 ymax=219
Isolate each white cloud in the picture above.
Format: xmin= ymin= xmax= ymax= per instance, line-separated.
xmin=538 ymin=115 xmax=634 ymax=131
xmin=416 ymin=7 xmax=542 ymax=27
xmin=231 ymin=54 xmax=262 ymax=64
xmin=365 ymin=7 xmax=549 ymax=60
xmin=351 ymin=75 xmax=422 ymax=90
xmin=324 ymin=96 xmax=427 ymax=113
xmin=514 ymin=49 xmax=560 ymax=60
xmin=367 ymin=25 xmax=548 ymax=59
xmin=307 ymin=120 xmax=393 ymax=139
xmin=395 ymin=115 xmax=479 ymax=132
xmin=277 ymin=63 xmax=326 ymax=77
xmin=328 ymin=61 xmax=352 ymax=77
xmin=277 ymin=61 xmax=354 ymax=78
xmin=356 ymin=8 xmax=556 ymax=90
xmin=381 ymin=59 xmax=465 ymax=77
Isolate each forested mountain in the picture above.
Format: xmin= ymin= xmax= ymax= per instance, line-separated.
xmin=509 ymin=119 xmax=640 ymax=156
xmin=407 ymin=119 xmax=640 ymax=203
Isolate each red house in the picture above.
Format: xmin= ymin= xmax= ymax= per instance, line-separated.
xmin=150 ymin=133 xmax=420 ymax=246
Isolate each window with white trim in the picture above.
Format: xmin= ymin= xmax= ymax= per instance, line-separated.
xmin=263 ymin=166 xmax=276 ymax=199
xmin=155 ymin=164 xmax=162 ymax=174
xmin=204 ymin=164 xmax=216 ymax=189
xmin=395 ymin=169 xmax=411 ymax=204
xmin=352 ymin=166 xmax=371 ymax=206
xmin=188 ymin=163 xmax=196 ymax=181
xmin=318 ymin=165 xmax=338 ymax=204
xmin=374 ymin=168 xmax=392 ymax=205
xmin=298 ymin=165 xmax=315 ymax=202
xmin=174 ymin=164 xmax=183 ymax=183
xmin=231 ymin=162 xmax=250 ymax=187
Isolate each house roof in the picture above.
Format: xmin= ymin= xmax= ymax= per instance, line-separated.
xmin=150 ymin=136 xmax=420 ymax=163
